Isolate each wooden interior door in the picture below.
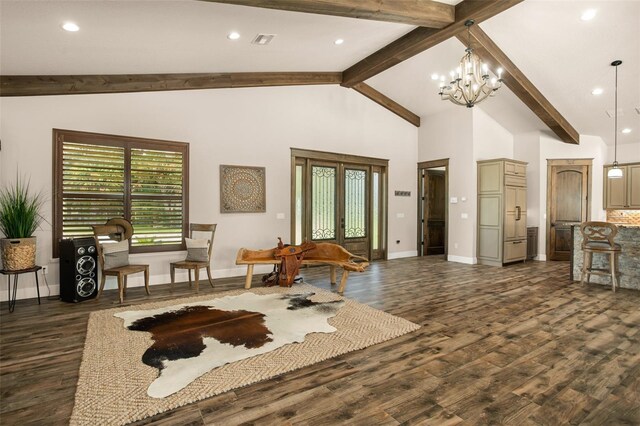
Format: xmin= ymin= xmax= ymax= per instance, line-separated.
xmin=548 ymin=164 xmax=589 ymax=261
xmin=423 ymin=170 xmax=446 ymax=255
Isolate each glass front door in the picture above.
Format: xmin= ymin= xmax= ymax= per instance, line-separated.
xmin=293 ymin=152 xmax=386 ymax=260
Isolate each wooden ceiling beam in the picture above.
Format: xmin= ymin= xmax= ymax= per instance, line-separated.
xmin=462 ymin=25 xmax=579 ymax=144
xmin=0 ymin=72 xmax=343 ymax=96
xmin=201 ymin=0 xmax=455 ymax=28
xmin=352 ymin=83 xmax=420 ymax=127
xmin=341 ymin=0 xmax=523 ymax=88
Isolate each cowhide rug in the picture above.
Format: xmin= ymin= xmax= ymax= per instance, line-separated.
xmin=114 ymin=292 xmax=344 ymax=398
xmin=70 ymin=284 xmax=420 ymax=426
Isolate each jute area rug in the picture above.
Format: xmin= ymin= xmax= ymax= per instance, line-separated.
xmin=70 ymin=284 xmax=420 ymax=425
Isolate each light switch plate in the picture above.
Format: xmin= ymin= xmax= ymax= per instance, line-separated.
xmin=276 ymin=213 xmax=285 ymax=219
xmin=450 ymin=197 xmax=458 ymax=204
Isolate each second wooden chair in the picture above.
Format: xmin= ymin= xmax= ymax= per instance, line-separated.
xmin=170 ymin=223 xmax=217 ymax=292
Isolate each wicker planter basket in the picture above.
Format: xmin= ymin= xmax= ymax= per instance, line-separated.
xmin=0 ymin=237 xmax=37 ymax=271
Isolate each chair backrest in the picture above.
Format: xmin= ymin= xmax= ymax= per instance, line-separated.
xmin=92 ymin=224 xmax=127 ymax=269
xmin=189 ymin=223 xmax=217 ymax=262
xmin=579 ymin=221 xmax=618 ymax=248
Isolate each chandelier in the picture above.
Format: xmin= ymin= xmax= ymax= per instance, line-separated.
xmin=438 ymin=20 xmax=503 ymax=108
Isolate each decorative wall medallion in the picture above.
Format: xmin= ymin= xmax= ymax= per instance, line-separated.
xmin=220 ymin=165 xmax=266 ymax=213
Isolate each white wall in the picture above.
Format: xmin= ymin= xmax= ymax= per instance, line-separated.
xmin=418 ymin=108 xmax=473 ymax=262
xmin=0 ymin=85 xmax=418 ymax=300
xmin=607 ymin=141 xmax=640 ymax=163
xmin=418 ymin=107 xmax=514 ymax=264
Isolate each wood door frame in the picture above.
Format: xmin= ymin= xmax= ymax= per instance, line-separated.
xmin=545 ymin=159 xmax=592 ymax=260
xmin=417 ymin=158 xmax=449 ymax=257
xmin=291 ymin=148 xmax=389 ymax=260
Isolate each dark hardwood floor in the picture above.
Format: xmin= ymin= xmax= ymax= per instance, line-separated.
xmin=1 ymin=257 xmax=639 ymax=425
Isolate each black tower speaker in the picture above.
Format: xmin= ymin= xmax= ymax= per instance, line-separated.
xmin=59 ymin=237 xmax=99 ymax=303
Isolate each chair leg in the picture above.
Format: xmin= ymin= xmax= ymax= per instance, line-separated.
xmin=117 ymin=273 xmax=124 ymax=303
xmin=97 ymin=273 xmax=106 ymax=300
xmin=144 ymin=266 xmax=150 ymax=295
xmin=584 ymin=252 xmax=593 ymax=285
xmin=123 ymin=275 xmax=127 ymax=297
xmin=610 ymin=252 xmax=617 ymax=292
xmin=170 ymin=264 xmax=175 ymax=288
xmin=206 ymin=266 xmax=214 ymax=288
xmin=580 ymin=251 xmax=589 ymax=285
xmin=188 ymin=269 xmax=192 ymax=287
xmin=194 ymin=267 xmax=200 ymax=293
xmin=330 ymin=265 xmax=337 ymax=285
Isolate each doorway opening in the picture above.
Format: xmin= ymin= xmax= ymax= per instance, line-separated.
xmin=291 ymin=148 xmax=388 ymax=261
xmin=418 ymin=159 xmax=449 ymax=257
xmin=546 ymin=159 xmax=592 ymax=261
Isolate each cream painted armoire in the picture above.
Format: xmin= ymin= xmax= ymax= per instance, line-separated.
xmin=477 ymin=159 xmax=528 ymax=266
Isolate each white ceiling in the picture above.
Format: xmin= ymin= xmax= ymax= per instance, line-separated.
xmin=1 ymin=0 xmax=639 ymax=146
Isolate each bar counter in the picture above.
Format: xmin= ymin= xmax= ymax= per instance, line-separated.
xmin=572 ymin=224 xmax=640 ymax=290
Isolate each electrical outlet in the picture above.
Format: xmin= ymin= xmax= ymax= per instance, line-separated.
xmin=42 ymin=266 xmax=48 ymax=274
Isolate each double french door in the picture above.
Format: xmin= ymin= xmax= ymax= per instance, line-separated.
xmin=292 ymin=150 xmax=387 ymax=260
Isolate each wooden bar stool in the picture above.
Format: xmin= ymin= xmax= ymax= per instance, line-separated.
xmin=579 ymin=221 xmax=622 ymax=291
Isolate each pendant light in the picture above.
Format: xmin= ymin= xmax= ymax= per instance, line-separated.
xmin=608 ymin=60 xmax=623 ymax=179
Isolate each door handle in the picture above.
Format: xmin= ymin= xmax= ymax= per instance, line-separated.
xmin=516 ymin=206 xmax=521 ymax=221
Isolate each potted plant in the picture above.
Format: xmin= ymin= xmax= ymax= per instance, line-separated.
xmin=0 ymin=176 xmax=45 ymax=271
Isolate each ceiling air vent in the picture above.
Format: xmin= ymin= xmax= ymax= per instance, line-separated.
xmin=635 ymin=107 xmax=640 ymax=115
xmin=606 ymin=108 xmax=624 ymax=118
xmin=251 ymin=34 xmax=276 ymax=45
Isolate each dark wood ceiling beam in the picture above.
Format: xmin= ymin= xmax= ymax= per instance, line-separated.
xmin=0 ymin=72 xmax=343 ymax=96
xmin=201 ymin=0 xmax=455 ymax=28
xmin=461 ymin=26 xmax=579 ymax=144
xmin=352 ymin=83 xmax=420 ymax=127
xmin=341 ymin=0 xmax=523 ymax=88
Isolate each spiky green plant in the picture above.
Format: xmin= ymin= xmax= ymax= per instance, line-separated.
xmin=0 ymin=176 xmax=45 ymax=238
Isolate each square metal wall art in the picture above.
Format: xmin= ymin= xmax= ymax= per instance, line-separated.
xmin=220 ymin=165 xmax=266 ymax=213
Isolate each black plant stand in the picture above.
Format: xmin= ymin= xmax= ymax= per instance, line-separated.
xmin=1 ymin=266 xmax=42 ymax=313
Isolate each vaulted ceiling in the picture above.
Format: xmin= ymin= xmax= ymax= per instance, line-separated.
xmin=1 ymin=0 xmax=638 ymax=146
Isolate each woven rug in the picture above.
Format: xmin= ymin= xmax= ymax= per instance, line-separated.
xmin=70 ymin=284 xmax=420 ymax=425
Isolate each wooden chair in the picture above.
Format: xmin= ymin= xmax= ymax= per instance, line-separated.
xmin=580 ymin=221 xmax=622 ymax=291
xmin=170 ymin=224 xmax=217 ymax=292
xmin=92 ymin=224 xmax=150 ymax=303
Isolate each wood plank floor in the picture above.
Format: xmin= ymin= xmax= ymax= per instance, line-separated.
xmin=1 ymin=257 xmax=639 ymax=425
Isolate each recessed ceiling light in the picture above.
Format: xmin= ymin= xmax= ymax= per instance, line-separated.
xmin=334 ymin=39 xmax=344 ymax=45
xmin=621 ymin=128 xmax=632 ymax=134
xmin=591 ymin=88 xmax=604 ymax=95
xmin=431 ymin=73 xmax=439 ymax=80
xmin=227 ymin=32 xmax=240 ymax=40
xmin=581 ymin=9 xmax=597 ymax=21
xmin=62 ymin=22 xmax=79 ymax=32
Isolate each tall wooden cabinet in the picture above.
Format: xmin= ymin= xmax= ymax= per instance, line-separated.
xmin=604 ymin=162 xmax=640 ymax=209
xmin=477 ymin=159 xmax=528 ymax=266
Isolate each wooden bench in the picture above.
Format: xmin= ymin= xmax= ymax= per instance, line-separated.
xmin=236 ymin=243 xmax=369 ymax=293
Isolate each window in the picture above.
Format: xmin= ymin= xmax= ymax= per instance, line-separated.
xmin=53 ymin=129 xmax=189 ymax=257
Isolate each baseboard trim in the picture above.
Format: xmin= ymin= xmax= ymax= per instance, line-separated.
xmin=0 ymin=265 xmax=276 ymax=302
xmin=537 ymin=254 xmax=547 ymax=261
xmin=388 ymin=251 xmax=418 ymax=260
xmin=447 ymin=255 xmax=477 ymax=265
